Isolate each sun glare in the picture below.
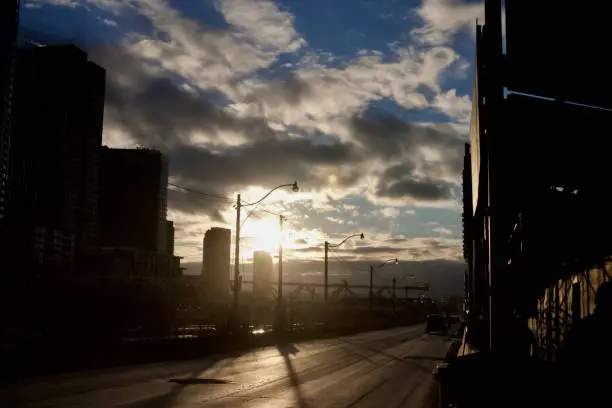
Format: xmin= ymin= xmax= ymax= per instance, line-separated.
xmin=242 ymin=217 xmax=296 ymax=255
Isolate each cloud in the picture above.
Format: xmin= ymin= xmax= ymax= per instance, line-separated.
xmin=377 ymin=174 xmax=453 ymax=201
xmin=125 ymin=0 xmax=304 ymax=95
xmin=350 ymin=246 xmax=405 ymax=255
xmin=99 ymin=18 xmax=117 ymax=26
xmin=349 ymin=110 xmax=465 ymax=179
xmin=432 ymin=226 xmax=454 ymax=236
xmin=412 ymin=0 xmax=483 ymax=45
xmin=25 ymin=0 xmax=80 ymax=8
xmin=379 ymin=208 xmax=400 ymax=218
xmin=25 ymin=0 xmax=123 ymax=12
xmin=230 ymin=44 xmax=465 ymax=134
xmin=26 ymin=0 xmax=469 ymax=264
xmin=432 ymin=89 xmax=472 ymax=123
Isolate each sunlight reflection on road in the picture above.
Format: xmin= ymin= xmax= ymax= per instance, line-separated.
xmin=1 ymin=327 xmax=452 ymax=408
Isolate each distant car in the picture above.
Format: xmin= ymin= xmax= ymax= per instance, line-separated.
xmin=425 ymin=314 xmax=448 ymax=334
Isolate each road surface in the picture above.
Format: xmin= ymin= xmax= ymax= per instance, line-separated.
xmin=0 ymin=326 xmax=452 ymax=408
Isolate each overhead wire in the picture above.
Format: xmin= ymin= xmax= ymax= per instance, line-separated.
xmin=168 ymin=182 xmax=235 ymax=203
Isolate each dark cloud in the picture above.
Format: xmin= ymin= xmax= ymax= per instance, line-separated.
xmin=386 ymin=237 xmax=409 ymax=244
xmin=349 ymin=108 xmax=464 ymax=202
xmin=351 ymin=112 xmax=415 ymax=159
xmin=87 ymin=43 xmax=463 ymax=217
xmin=107 ymin=76 xmax=284 ymax=148
xmin=377 ymin=176 xmax=453 ymax=201
xmin=244 ymin=72 xmax=312 ymax=107
xmin=346 ymin=246 xmax=405 ymax=254
xmin=169 ymin=137 xmax=359 ymax=194
xmin=349 ymin=108 xmax=464 ymax=166
xmin=167 ymin=189 xmax=227 ymax=222
xmin=294 ymin=238 xmax=308 ymax=245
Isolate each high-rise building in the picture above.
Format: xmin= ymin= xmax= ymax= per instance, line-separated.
xmin=165 ymin=220 xmax=175 ymax=255
xmin=253 ymin=250 xmax=273 ymax=299
xmin=7 ymin=44 xmax=105 ymax=273
xmin=202 ymin=227 xmax=231 ymax=302
xmin=98 ymin=146 xmax=168 ymax=252
xmin=0 ymin=0 xmax=20 ymax=229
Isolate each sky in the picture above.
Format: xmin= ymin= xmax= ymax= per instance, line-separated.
xmin=19 ymin=0 xmax=483 ymax=294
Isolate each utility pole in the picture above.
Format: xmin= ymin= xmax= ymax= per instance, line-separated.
xmin=277 ymin=215 xmax=285 ymax=332
xmin=232 ymin=194 xmax=241 ymax=331
xmin=323 ymin=233 xmax=363 ymax=330
xmin=324 ymin=241 xmax=329 ymax=307
xmin=369 ymin=264 xmax=374 ymax=312
xmin=324 ymin=241 xmax=329 ymax=330
xmin=392 ymin=277 xmax=396 ymax=314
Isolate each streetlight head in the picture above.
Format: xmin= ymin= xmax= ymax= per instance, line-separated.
xmin=292 ymin=181 xmax=299 ymax=192
xmin=360 ymin=233 xmax=365 ymax=240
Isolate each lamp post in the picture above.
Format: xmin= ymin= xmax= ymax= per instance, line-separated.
xmin=392 ymin=277 xmax=396 ymax=314
xmin=276 ymin=214 xmax=286 ymax=332
xmin=231 ymin=181 xmax=299 ymax=331
xmin=323 ymin=233 xmax=364 ymax=329
xmin=369 ymin=258 xmax=398 ymax=312
xmin=324 ymin=233 xmax=364 ymax=306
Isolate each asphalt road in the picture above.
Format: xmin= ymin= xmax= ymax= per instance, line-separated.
xmin=0 ymin=326 xmax=452 ymax=408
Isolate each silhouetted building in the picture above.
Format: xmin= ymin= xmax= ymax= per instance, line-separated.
xmin=98 ymin=146 xmax=168 ymax=252
xmin=165 ymin=220 xmax=174 ymax=255
xmin=253 ymin=250 xmax=273 ymax=299
xmin=7 ymin=44 xmax=105 ymax=274
xmin=85 ymin=247 xmax=181 ymax=278
xmin=202 ymin=227 xmax=231 ymax=302
xmin=0 ymin=0 xmax=20 ymax=229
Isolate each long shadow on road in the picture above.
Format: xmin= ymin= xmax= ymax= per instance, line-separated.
xmin=132 ymin=350 xmax=247 ymax=408
xmin=277 ymin=341 xmax=309 ymax=408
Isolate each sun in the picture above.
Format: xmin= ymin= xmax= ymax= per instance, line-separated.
xmin=242 ymin=217 xmax=296 ymax=255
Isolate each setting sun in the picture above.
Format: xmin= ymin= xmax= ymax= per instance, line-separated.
xmin=242 ymin=216 xmax=296 ymax=256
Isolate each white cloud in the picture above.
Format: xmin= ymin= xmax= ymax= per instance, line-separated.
xmin=25 ymin=0 xmax=123 ymax=12
xmin=25 ymin=0 xmax=80 ymax=8
xmin=433 ymin=226 xmax=453 ymax=236
xmin=215 ymin=0 xmax=305 ymax=53
xmin=433 ymin=89 xmax=472 ymax=122
xmin=85 ymin=0 xmax=306 ymax=100
xmin=412 ymin=0 xmax=483 ymax=45
xmin=232 ymin=45 xmax=462 ymax=132
xmin=327 ymin=216 xmax=345 ymax=224
xmin=99 ymin=17 xmax=117 ymax=26
xmin=380 ymin=208 xmax=400 ymax=218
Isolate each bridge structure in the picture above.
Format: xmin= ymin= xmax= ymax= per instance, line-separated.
xmin=238 ymin=279 xmax=430 ymax=300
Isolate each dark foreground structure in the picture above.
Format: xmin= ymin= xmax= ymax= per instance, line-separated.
xmin=444 ymin=1 xmax=612 ymax=407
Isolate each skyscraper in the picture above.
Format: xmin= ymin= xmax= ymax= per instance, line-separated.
xmin=8 ymin=44 xmax=105 ymax=273
xmin=253 ymin=250 xmax=273 ymax=299
xmin=98 ymin=146 xmax=168 ymax=252
xmin=0 ymin=0 xmax=20 ymax=229
xmin=202 ymin=227 xmax=231 ymax=302
xmin=165 ymin=220 xmax=175 ymax=255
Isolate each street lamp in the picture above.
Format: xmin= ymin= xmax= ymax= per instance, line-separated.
xmin=231 ymin=182 xmax=299 ymax=329
xmin=276 ymin=214 xmax=287 ymax=332
xmin=369 ymin=258 xmax=398 ymax=312
xmin=324 ymin=233 xmax=364 ymax=307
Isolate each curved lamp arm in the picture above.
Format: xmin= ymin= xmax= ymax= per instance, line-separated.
xmin=240 ymin=181 xmax=299 ymax=208
xmin=329 ymin=233 xmax=365 ymax=248
xmin=376 ymin=258 xmax=399 ymax=268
